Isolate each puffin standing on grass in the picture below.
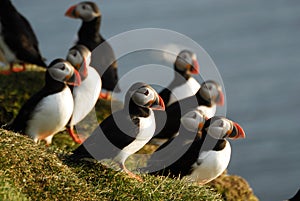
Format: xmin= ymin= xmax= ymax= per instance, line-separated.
xmin=6 ymin=59 xmax=81 ymax=145
xmin=69 ymin=82 xmax=165 ymax=181
xmin=65 ymin=1 xmax=120 ymax=99
xmin=150 ymin=113 xmax=246 ymax=185
xmin=0 ymin=0 xmax=46 ymax=74
xmin=159 ymin=50 xmax=200 ymax=106
xmin=150 ymin=80 xmax=224 ymax=145
xmin=66 ymin=44 xmax=102 ymax=144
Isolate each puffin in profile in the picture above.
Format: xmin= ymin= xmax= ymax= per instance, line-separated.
xmin=69 ymin=82 xmax=165 ymax=181
xmin=66 ymin=44 xmax=102 ymax=144
xmin=159 ymin=50 xmax=200 ymax=106
xmin=6 ymin=59 xmax=81 ymax=145
xmin=65 ymin=1 xmax=120 ymax=99
xmin=150 ymin=113 xmax=246 ymax=185
xmin=0 ymin=0 xmax=46 ymax=74
xmin=151 ymin=80 xmax=224 ymax=144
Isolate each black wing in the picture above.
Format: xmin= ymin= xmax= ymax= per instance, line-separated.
xmin=70 ymin=110 xmax=139 ymax=161
xmin=8 ymin=87 xmax=48 ymax=133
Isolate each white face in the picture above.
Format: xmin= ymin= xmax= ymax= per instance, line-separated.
xmin=199 ymin=81 xmax=221 ymax=103
xmin=76 ymin=3 xmax=100 ymax=22
xmin=48 ymin=61 xmax=74 ymax=82
xmin=206 ymin=118 xmax=233 ymax=139
xmin=181 ymin=110 xmax=206 ymax=132
xmin=67 ymin=49 xmax=83 ymax=69
xmin=131 ymin=86 xmax=156 ymax=107
xmin=175 ymin=51 xmax=195 ymax=71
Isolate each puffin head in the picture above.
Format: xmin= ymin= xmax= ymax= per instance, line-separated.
xmin=198 ymin=80 xmax=224 ymax=106
xmin=65 ymin=1 xmax=101 ymax=22
xmin=174 ymin=50 xmax=199 ymax=76
xmin=126 ymin=82 xmax=165 ymax=111
xmin=180 ymin=109 xmax=207 ymax=133
xmin=47 ymin=59 xmax=81 ymax=86
xmin=205 ymin=116 xmax=246 ymax=140
xmin=66 ymin=45 xmax=91 ymax=80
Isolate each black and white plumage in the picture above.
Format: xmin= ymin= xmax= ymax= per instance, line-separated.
xmin=65 ymin=1 xmax=120 ymax=97
xmin=66 ymin=44 xmax=102 ymax=144
xmin=150 ymin=114 xmax=246 ymax=185
xmin=0 ymin=0 xmax=46 ymax=74
xmin=6 ymin=59 xmax=81 ymax=145
xmin=151 ymin=80 xmax=224 ymax=144
xmin=69 ymin=82 xmax=165 ymax=181
xmin=159 ymin=50 xmax=200 ymax=106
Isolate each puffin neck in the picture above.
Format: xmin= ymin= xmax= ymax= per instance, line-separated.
xmin=127 ymin=99 xmax=150 ymax=118
xmin=44 ymin=72 xmax=67 ymax=93
xmin=79 ymin=16 xmax=102 ymax=41
xmin=195 ymin=91 xmax=212 ymax=107
xmin=174 ymin=65 xmax=191 ymax=80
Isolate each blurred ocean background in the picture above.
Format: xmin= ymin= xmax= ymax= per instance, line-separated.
xmin=12 ymin=0 xmax=300 ymax=200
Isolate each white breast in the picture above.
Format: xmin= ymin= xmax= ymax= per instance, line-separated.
xmin=71 ymin=67 xmax=102 ymax=125
xmin=168 ymin=77 xmax=200 ymax=106
xmin=185 ymin=140 xmax=231 ymax=184
xmin=115 ymin=110 xmax=156 ymax=164
xmin=25 ymin=87 xmax=74 ymax=143
xmin=197 ymin=105 xmax=217 ymax=119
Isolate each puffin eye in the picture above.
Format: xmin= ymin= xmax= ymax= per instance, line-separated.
xmin=82 ymin=5 xmax=86 ymax=9
xmin=192 ymin=113 xmax=197 ymax=119
xmin=144 ymin=89 xmax=149 ymax=96
xmin=73 ymin=52 xmax=77 ymax=57
xmin=60 ymin=66 xmax=66 ymax=71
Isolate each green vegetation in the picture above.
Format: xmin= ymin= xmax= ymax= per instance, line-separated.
xmin=0 ymin=68 xmax=258 ymax=200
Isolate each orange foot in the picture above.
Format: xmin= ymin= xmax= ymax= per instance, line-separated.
xmin=66 ymin=127 xmax=84 ymax=144
xmin=99 ymin=91 xmax=111 ymax=100
xmin=121 ymin=164 xmax=143 ymax=182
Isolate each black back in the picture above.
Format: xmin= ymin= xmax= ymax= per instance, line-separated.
xmin=159 ymin=71 xmax=191 ymax=106
xmin=69 ymin=98 xmax=151 ymax=161
xmin=77 ymin=16 xmax=120 ymax=91
xmin=0 ymin=0 xmax=46 ymax=67
xmin=153 ymin=89 xmax=211 ymax=140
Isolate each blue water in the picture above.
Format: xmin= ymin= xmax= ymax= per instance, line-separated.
xmin=12 ymin=0 xmax=300 ymax=200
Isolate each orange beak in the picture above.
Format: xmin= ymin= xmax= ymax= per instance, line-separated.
xmin=66 ymin=69 xmax=81 ymax=86
xmin=190 ymin=59 xmax=200 ymax=74
xmin=232 ymin=122 xmax=246 ymax=139
xmin=65 ymin=5 xmax=78 ymax=18
xmin=151 ymin=95 xmax=165 ymax=111
xmin=217 ymin=90 xmax=225 ymax=106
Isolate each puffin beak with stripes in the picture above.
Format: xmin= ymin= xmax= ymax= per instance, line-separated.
xmin=65 ymin=5 xmax=79 ymax=18
xmin=150 ymin=94 xmax=165 ymax=111
xmin=226 ymin=121 xmax=246 ymax=139
xmin=64 ymin=68 xmax=81 ymax=86
xmin=190 ymin=55 xmax=200 ymax=74
xmin=216 ymin=89 xmax=225 ymax=106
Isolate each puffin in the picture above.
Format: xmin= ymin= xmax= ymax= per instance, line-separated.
xmin=150 ymin=113 xmax=246 ymax=185
xmin=69 ymin=82 xmax=165 ymax=181
xmin=65 ymin=1 xmax=120 ymax=99
xmin=6 ymin=59 xmax=81 ymax=145
xmin=150 ymin=80 xmax=224 ymax=145
xmin=159 ymin=50 xmax=200 ymax=106
xmin=66 ymin=44 xmax=102 ymax=144
xmin=144 ymin=109 xmax=208 ymax=173
xmin=0 ymin=0 xmax=46 ymax=74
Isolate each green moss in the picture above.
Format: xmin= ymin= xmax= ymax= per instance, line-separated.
xmin=0 ymin=129 xmax=222 ymax=201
